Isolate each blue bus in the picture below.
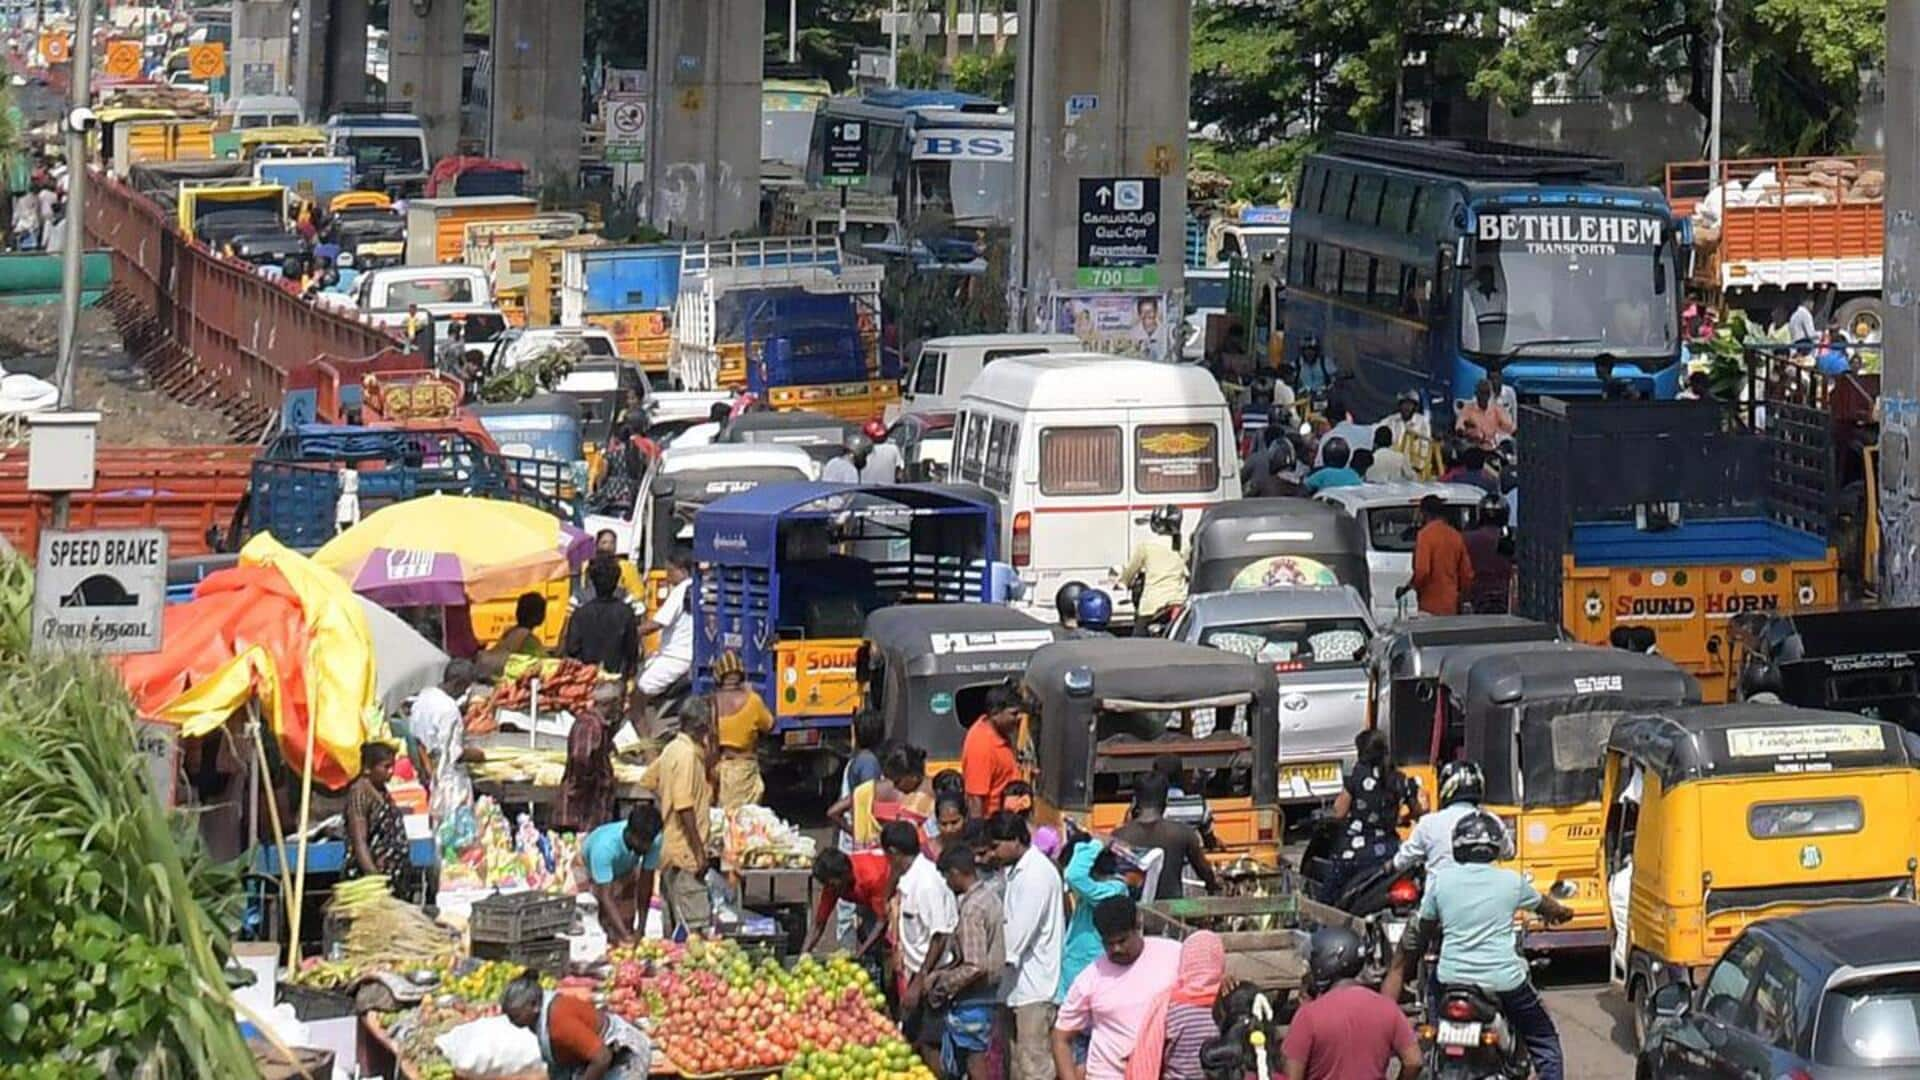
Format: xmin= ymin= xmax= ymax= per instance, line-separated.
xmin=1284 ymin=135 xmax=1688 ymax=419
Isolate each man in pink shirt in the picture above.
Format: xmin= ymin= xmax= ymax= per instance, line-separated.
xmin=1454 ymin=378 xmax=1515 ymax=451
xmin=1051 ymin=896 xmax=1179 ymax=1080
xmin=1282 ymin=927 xmax=1421 ymax=1080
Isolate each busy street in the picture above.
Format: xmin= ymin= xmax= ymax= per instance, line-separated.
xmin=1 ymin=1 xmax=1917 ymax=1080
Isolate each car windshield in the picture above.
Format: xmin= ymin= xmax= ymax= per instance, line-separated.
xmin=1818 ymin=974 xmax=1920 ymax=1068
xmin=1199 ymin=617 xmax=1371 ymax=671
xmin=345 ymin=134 xmax=425 ymax=174
xmin=1367 ymin=504 xmax=1475 ymax=553
xmin=1460 ymin=209 xmax=1678 ymax=363
xmin=913 ymin=160 xmax=1014 ymax=225
xmin=384 ymin=277 xmax=477 ymax=306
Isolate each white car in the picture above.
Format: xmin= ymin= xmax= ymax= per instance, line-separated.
xmin=489 ymin=327 xmax=620 ymax=371
xmin=1312 ymin=482 xmax=1491 ymax=624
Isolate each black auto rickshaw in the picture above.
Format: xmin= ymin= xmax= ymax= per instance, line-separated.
xmin=1367 ymin=615 xmax=1564 ymax=742
xmin=860 ymin=603 xmax=1064 ymax=777
xmin=1024 ymin=638 xmax=1280 ymax=862
xmin=1728 ymin=606 xmax=1920 ymax=729
xmin=1420 ymin=641 xmax=1700 ymax=950
xmin=1186 ymin=498 xmax=1371 ymax=601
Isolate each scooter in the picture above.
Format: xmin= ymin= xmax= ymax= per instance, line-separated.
xmin=1426 ymin=983 xmax=1527 ymax=1080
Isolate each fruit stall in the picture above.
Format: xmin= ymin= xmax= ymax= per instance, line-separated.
xmin=359 ymin=938 xmax=932 ymax=1080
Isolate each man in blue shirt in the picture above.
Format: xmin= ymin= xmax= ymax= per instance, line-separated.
xmin=1303 ymin=436 xmax=1364 ymax=493
xmin=580 ymin=804 xmax=664 ymax=943
xmin=1384 ymin=810 xmax=1574 ymax=1080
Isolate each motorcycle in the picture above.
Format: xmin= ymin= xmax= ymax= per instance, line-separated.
xmin=1427 ymin=983 xmax=1527 ymax=1080
xmin=1298 ymin=814 xmax=1424 ymax=984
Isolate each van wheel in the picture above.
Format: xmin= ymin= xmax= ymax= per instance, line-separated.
xmin=1629 ymin=974 xmax=1651 ymax=1049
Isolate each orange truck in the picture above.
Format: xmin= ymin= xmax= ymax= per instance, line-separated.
xmin=1666 ymin=156 xmax=1884 ymax=339
xmin=0 ymin=446 xmax=254 ymax=559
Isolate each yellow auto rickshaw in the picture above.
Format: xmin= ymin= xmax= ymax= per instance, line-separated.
xmin=1602 ymin=703 xmax=1920 ymax=1040
xmin=1405 ymin=641 xmax=1699 ymax=951
xmin=1024 ymin=638 xmax=1282 ymax=863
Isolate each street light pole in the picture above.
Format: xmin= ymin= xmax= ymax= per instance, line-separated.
xmin=788 ymin=0 xmax=798 ymax=63
xmin=888 ymin=0 xmax=900 ymax=87
xmin=1708 ymin=0 xmax=1724 ymax=175
xmin=53 ymin=0 xmax=92 ymax=413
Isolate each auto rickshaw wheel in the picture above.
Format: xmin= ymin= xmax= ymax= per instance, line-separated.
xmin=1629 ymin=973 xmax=1651 ymax=1050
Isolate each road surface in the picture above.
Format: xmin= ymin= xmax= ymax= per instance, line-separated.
xmin=1539 ymin=954 xmax=1639 ymax=1077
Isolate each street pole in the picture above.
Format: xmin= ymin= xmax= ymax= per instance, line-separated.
xmin=53 ymin=0 xmax=90 ymax=417
xmin=788 ymin=0 xmax=798 ymax=63
xmin=888 ymin=0 xmax=900 ymax=87
xmin=1708 ymin=0 xmax=1724 ymax=175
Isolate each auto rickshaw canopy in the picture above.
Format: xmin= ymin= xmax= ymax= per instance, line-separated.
xmin=1435 ymin=641 xmax=1700 ymax=808
xmin=1187 ymin=497 xmax=1371 ymax=598
xmin=862 ymin=603 xmax=1062 ymax=761
xmin=1607 ymin=702 xmax=1914 ymax=788
xmin=1024 ymin=637 xmax=1279 ymax=812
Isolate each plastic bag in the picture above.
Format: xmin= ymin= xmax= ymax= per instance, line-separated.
xmin=434 ymin=1014 xmax=543 ymax=1076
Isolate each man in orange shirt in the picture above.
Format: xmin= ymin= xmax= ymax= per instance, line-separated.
xmin=1455 ymin=378 xmax=1516 ymax=451
xmin=962 ymin=685 xmax=1024 ymax=817
xmin=1399 ymin=495 xmax=1475 ymax=617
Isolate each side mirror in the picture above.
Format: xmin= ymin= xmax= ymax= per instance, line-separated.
xmin=1549 ymin=879 xmax=1577 ymax=900
xmin=1650 ymin=982 xmax=1691 ymax=1021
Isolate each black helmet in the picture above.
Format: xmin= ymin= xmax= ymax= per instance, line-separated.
xmin=1055 ymin=580 xmax=1089 ymax=622
xmin=1267 ymin=436 xmax=1296 ymax=473
xmin=844 ymin=432 xmax=874 ymax=458
xmin=1438 ymin=760 xmax=1486 ymax=807
xmin=1305 ymin=926 xmax=1366 ymax=994
xmin=1452 ymin=810 xmax=1505 ymax=865
xmin=1477 ymin=491 xmax=1509 ymax=527
xmin=1150 ymin=504 xmax=1184 ymax=537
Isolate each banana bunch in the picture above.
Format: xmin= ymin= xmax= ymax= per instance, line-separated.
xmin=332 ymin=875 xmax=392 ymax=914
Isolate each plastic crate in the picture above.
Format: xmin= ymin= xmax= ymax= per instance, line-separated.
xmin=472 ymin=935 xmax=571 ymax=973
xmin=469 ymin=891 xmax=575 ymax=945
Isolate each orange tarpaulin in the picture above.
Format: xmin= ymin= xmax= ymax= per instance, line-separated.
xmin=120 ymin=535 xmax=376 ymax=789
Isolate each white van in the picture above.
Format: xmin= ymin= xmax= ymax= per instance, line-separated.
xmin=353 ymin=265 xmax=495 ymax=330
xmin=954 ymin=354 xmax=1238 ymax=621
xmin=900 ymin=333 xmax=1083 ymax=416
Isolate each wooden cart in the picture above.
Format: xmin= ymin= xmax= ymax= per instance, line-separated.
xmin=1141 ymin=893 xmax=1364 ymax=992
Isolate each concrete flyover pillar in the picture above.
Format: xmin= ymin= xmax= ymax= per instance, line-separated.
xmin=1011 ymin=0 xmax=1190 ymax=357
xmin=297 ymin=0 xmax=368 ymax=118
xmin=388 ymin=0 xmax=466 ymax=161
xmin=1882 ymin=0 xmax=1920 ymax=601
xmin=489 ymin=0 xmax=586 ymax=186
xmin=646 ymin=0 xmax=764 ymax=238
xmin=233 ymin=0 xmax=295 ymax=97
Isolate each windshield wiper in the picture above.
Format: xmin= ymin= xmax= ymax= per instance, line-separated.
xmin=1482 ymin=336 xmax=1609 ymax=369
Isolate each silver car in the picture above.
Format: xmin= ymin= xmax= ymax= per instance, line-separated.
xmin=1168 ymin=585 xmax=1376 ymax=803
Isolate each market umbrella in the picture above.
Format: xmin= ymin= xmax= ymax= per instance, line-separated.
xmin=313 ymin=494 xmax=593 ymax=607
xmin=354 ymin=595 xmax=449 ymax=715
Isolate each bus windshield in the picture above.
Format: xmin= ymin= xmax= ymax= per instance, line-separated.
xmin=913 ymin=160 xmax=1014 ymax=225
xmin=762 ymin=111 xmax=816 ymax=171
xmin=1458 ymin=209 xmax=1678 ymax=364
xmin=345 ymin=135 xmax=425 ymax=175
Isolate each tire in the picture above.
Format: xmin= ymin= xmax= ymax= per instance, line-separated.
xmin=1630 ymin=973 xmax=1651 ymax=1050
xmin=1834 ymin=295 xmax=1885 ymax=344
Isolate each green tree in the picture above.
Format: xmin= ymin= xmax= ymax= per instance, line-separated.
xmin=465 ymin=0 xmax=491 ymax=36
xmin=895 ymin=48 xmax=944 ymax=89
xmin=952 ymin=49 xmax=1014 ymax=103
xmin=1472 ymin=0 xmax=1883 ymax=154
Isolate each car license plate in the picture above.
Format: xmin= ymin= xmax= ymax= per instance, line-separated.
xmin=1279 ymin=762 xmax=1341 ymax=785
xmin=1436 ymin=1020 xmax=1481 ymax=1046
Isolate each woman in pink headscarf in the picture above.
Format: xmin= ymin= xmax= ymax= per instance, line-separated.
xmin=1126 ymin=930 xmax=1228 ymax=1080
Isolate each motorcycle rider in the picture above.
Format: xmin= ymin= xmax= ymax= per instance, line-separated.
xmin=1055 ymin=581 xmax=1089 ymax=631
xmin=1383 ymin=812 xmax=1574 ymax=1080
xmin=1281 ymin=927 xmax=1422 ymax=1080
xmin=1390 ymin=760 xmax=1512 ymax=876
xmin=1111 ymin=504 xmax=1188 ymax=635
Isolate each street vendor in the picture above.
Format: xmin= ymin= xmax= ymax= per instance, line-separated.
xmin=631 ymin=547 xmax=695 ymax=733
xmin=345 ymin=743 xmax=411 ymax=882
xmin=490 ymin=593 xmax=550 ymax=660
xmin=410 ymin=659 xmax=482 ymax=826
xmin=712 ymin=650 xmax=774 ymax=810
xmin=503 ymin=970 xmax=651 ymax=1080
xmin=829 ymin=743 xmax=931 ymax=848
xmin=576 ymin=804 xmax=664 ymax=944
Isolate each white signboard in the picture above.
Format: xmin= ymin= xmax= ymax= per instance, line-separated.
xmin=1726 ymin=724 xmax=1886 ymax=759
xmin=605 ymin=94 xmax=648 ymax=165
xmin=31 ymin=528 xmax=168 ymax=655
xmin=910 ymin=129 xmax=1014 ymax=162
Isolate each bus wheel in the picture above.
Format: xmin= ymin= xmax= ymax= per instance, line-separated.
xmin=1835 ymin=296 xmax=1884 ymax=344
